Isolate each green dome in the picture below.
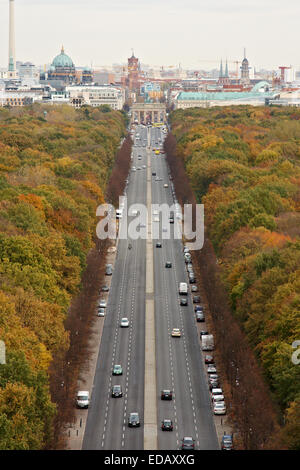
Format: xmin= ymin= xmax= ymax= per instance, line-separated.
xmin=52 ymin=46 xmax=74 ymax=68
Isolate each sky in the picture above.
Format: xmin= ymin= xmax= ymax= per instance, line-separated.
xmin=0 ymin=0 xmax=299 ymax=71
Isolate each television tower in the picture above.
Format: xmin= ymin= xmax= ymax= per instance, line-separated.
xmin=8 ymin=0 xmax=17 ymax=78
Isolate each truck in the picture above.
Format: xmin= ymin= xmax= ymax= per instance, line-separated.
xmin=179 ymin=282 xmax=188 ymax=295
xmin=202 ymin=334 xmax=214 ymax=351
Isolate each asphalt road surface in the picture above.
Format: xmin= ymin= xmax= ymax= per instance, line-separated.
xmin=82 ymin=124 xmax=219 ymax=450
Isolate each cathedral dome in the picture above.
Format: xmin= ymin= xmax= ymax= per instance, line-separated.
xmin=52 ymin=46 xmax=74 ymax=68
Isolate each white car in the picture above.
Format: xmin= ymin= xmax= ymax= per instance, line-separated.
xmin=164 ymin=184 xmax=168 ymax=188
xmin=120 ymin=318 xmax=129 ymax=328
xmin=76 ymin=391 xmax=90 ymax=409
xmin=153 ymin=216 xmax=160 ymax=222
xmin=214 ymin=402 xmax=226 ymax=415
xmin=97 ymin=307 xmax=105 ymax=317
xmin=99 ymin=299 xmax=107 ymax=308
xmin=207 ymin=365 xmax=217 ymax=374
xmin=211 ymin=388 xmax=223 ymax=397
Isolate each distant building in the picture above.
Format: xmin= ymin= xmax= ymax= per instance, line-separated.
xmin=240 ymin=49 xmax=251 ymax=85
xmin=128 ymin=51 xmax=140 ymax=90
xmin=173 ymin=82 xmax=276 ymax=109
xmin=94 ymin=71 xmax=115 ymax=85
xmin=218 ymin=59 xmax=230 ymax=85
xmin=67 ymin=85 xmax=125 ymax=109
xmin=17 ymin=62 xmax=39 ymax=87
xmin=48 ymin=46 xmax=76 ymax=84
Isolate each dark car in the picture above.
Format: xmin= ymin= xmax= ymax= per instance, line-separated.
xmin=161 ymin=390 xmax=173 ymax=400
xmin=221 ymin=434 xmax=233 ymax=450
xmin=189 ymin=275 xmax=196 ymax=284
xmin=194 ymin=305 xmax=203 ymax=312
xmin=196 ymin=311 xmax=205 ymax=322
xmin=180 ymin=298 xmax=188 ymax=306
xmin=205 ymin=355 xmax=214 ymax=364
xmin=165 ymin=262 xmax=172 ymax=268
xmin=193 ymin=295 xmax=200 ymax=304
xmin=152 ymin=172 xmax=156 ymax=176
xmin=156 ymin=242 xmax=162 ymax=248
xmin=200 ymin=330 xmax=209 ymax=336
xmin=128 ymin=412 xmax=140 ymax=427
xmin=111 ymin=385 xmax=123 ymax=398
xmin=161 ymin=419 xmax=173 ymax=431
xmin=181 ymin=437 xmax=195 ymax=450
xmin=209 ymin=380 xmax=220 ymax=390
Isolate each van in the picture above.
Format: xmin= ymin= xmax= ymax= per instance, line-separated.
xmin=76 ymin=391 xmax=89 ymax=408
xmin=179 ymin=282 xmax=188 ymax=295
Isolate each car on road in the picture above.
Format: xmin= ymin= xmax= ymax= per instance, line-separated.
xmin=193 ymin=295 xmax=200 ymax=303
xmin=200 ymin=330 xmax=209 ymax=336
xmin=162 ymin=227 xmax=168 ymax=232
xmin=120 ymin=318 xmax=129 ymax=328
xmin=171 ymin=328 xmax=181 ymax=337
xmin=156 ymin=242 xmax=162 ymax=248
xmin=153 ymin=216 xmax=160 ymax=222
xmin=105 ymin=264 xmax=113 ymax=275
xmin=161 ymin=419 xmax=173 ymax=431
xmin=128 ymin=412 xmax=140 ymax=427
xmin=181 ymin=437 xmax=195 ymax=450
xmin=97 ymin=307 xmax=105 ymax=317
xmin=165 ymin=262 xmax=172 ymax=268
xmin=99 ymin=299 xmax=107 ymax=308
xmin=112 ymin=364 xmax=123 ymax=375
xmin=214 ymin=402 xmax=226 ymax=415
xmin=196 ymin=311 xmax=205 ymax=322
xmin=207 ymin=364 xmax=217 ymax=374
xmin=180 ymin=298 xmax=188 ymax=306
xmin=152 ymin=172 xmax=156 ymax=176
xmin=164 ymin=183 xmax=169 ymax=188
xmin=161 ymin=390 xmax=173 ymax=400
xmin=209 ymin=379 xmax=220 ymax=390
xmin=111 ymin=385 xmax=123 ymax=398
xmin=194 ymin=305 xmax=203 ymax=312
xmin=169 ymin=217 xmax=174 ymax=224
xmin=213 ymin=394 xmax=225 ymax=403
xmin=221 ymin=434 xmax=233 ymax=450
xmin=211 ymin=387 xmax=223 ymax=395
xmin=76 ymin=391 xmax=89 ymax=409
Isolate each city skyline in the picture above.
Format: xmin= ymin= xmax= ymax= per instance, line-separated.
xmin=0 ymin=0 xmax=300 ymax=71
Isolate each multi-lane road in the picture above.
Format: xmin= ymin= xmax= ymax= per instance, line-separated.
xmin=82 ymin=124 xmax=219 ymax=450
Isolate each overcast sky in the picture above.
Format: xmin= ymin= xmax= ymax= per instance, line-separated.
xmin=0 ymin=0 xmax=299 ymax=70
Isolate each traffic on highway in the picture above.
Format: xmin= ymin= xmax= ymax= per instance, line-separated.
xmin=81 ymin=124 xmax=222 ymax=450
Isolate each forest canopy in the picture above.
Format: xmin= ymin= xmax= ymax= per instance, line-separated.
xmin=170 ymin=105 xmax=300 ymax=449
xmin=0 ymin=104 xmax=126 ymax=449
